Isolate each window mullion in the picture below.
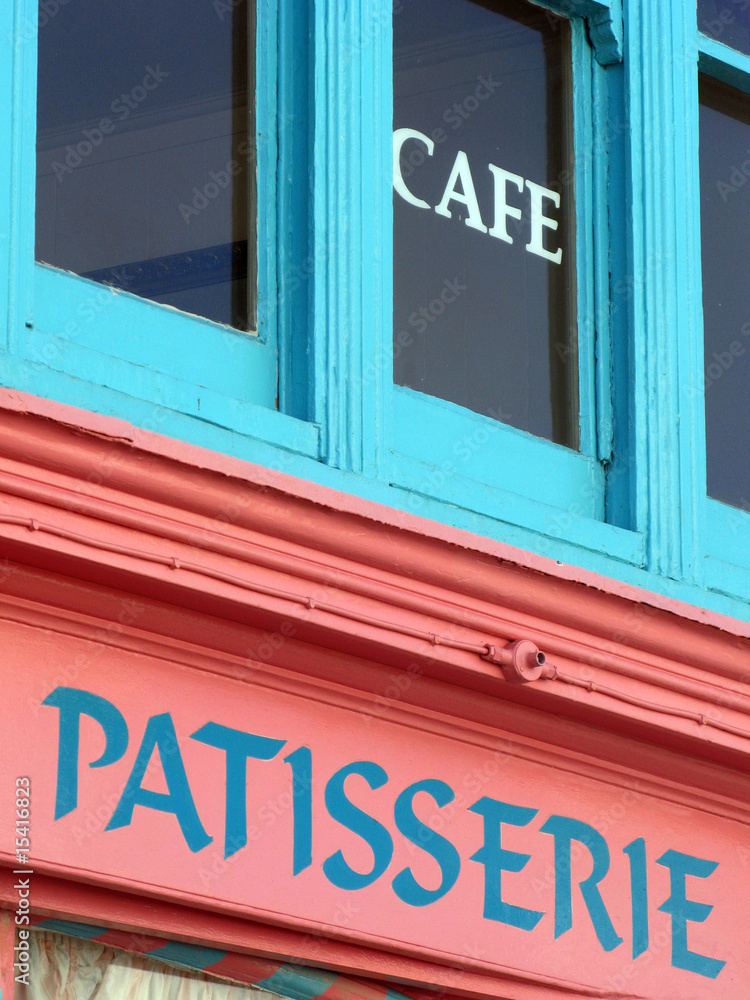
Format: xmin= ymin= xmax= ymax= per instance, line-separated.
xmin=624 ymin=0 xmax=702 ymax=581
xmin=571 ymin=18 xmax=598 ymax=462
xmin=312 ymin=0 xmax=390 ymax=478
xmin=673 ymin=0 xmax=705 ymax=584
xmin=276 ymin=0 xmax=311 ymax=422
xmin=696 ymin=23 xmax=750 ymax=575
xmin=5 ymin=0 xmax=36 ymax=358
xmin=0 ymin=3 xmax=13 ymax=355
xmin=591 ymin=56 xmax=618 ymax=472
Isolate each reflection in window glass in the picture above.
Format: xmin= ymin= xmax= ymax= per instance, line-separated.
xmin=697 ymin=0 xmax=750 ymax=56
xmin=36 ymin=0 xmax=255 ymax=331
xmin=393 ymin=0 xmax=578 ymax=448
xmin=699 ymin=75 xmax=750 ymax=510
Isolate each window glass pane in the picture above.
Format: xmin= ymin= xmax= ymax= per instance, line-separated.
xmin=697 ymin=0 xmax=750 ymax=56
xmin=699 ymin=74 xmax=750 ymax=509
xmin=393 ymin=0 xmax=578 ymax=448
xmin=36 ymin=0 xmax=255 ymax=331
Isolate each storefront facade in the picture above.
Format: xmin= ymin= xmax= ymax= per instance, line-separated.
xmin=1 ymin=0 xmax=750 ymax=998
xmin=1 ymin=393 xmax=748 ymax=999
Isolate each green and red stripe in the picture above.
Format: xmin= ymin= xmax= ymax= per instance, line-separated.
xmin=29 ymin=917 xmax=421 ymax=1000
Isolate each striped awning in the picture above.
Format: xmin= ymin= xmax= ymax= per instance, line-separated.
xmin=29 ymin=917 xmax=424 ymax=1000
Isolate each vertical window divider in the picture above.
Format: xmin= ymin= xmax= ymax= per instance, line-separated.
xmin=374 ymin=0 xmax=393 ymax=485
xmin=0 ymin=1 xmax=15 ymax=355
xmin=592 ymin=59 xmax=614 ymax=467
xmin=625 ymin=0 xmax=695 ymax=580
xmin=5 ymin=0 xmax=36 ymax=359
xmin=276 ymin=0 xmax=312 ymax=422
xmin=312 ymin=0 xmax=391 ymax=479
xmin=672 ymin=1 xmax=705 ymax=585
xmin=572 ymin=17 xmax=599 ymax=464
xmin=257 ymin=0 xmax=277 ymax=351
xmin=696 ymin=25 xmax=750 ymax=588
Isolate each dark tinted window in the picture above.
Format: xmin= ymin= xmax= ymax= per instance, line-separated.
xmin=697 ymin=0 xmax=750 ymax=56
xmin=36 ymin=0 xmax=254 ymax=330
xmin=699 ymin=75 xmax=750 ymax=509
xmin=393 ymin=0 xmax=577 ymax=447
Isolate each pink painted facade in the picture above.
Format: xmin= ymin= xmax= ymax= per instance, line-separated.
xmin=1 ymin=389 xmax=749 ymax=1000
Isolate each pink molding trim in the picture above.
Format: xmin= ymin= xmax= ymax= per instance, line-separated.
xmin=0 ymin=389 xmax=744 ymax=634
xmin=0 ymin=874 xmax=562 ymax=1000
xmin=0 ymin=388 xmax=748 ymax=772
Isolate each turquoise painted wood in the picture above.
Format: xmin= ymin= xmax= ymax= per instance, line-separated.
xmin=4 ymin=0 xmax=36 ymax=357
xmin=392 ymin=388 xmax=605 ymax=520
xmin=601 ymin=56 xmax=634 ymax=533
xmin=592 ymin=47 xmax=614 ymax=467
xmin=626 ymin=2 xmax=685 ymax=580
xmin=2 ymin=0 xmax=750 ymax=621
xmin=389 ymin=449 xmax=642 ymax=564
xmin=698 ymin=33 xmax=750 ymax=94
xmin=2 ymin=335 xmax=749 ymax=617
xmin=31 ymin=266 xmax=278 ymax=406
xmin=706 ymin=501 xmax=750 ymax=566
xmin=705 ymin=552 xmax=750 ymax=603
xmin=256 ymin=0 xmax=279 ymax=360
xmin=695 ymin=21 xmax=750 ymax=590
xmin=542 ymin=0 xmax=623 ymax=65
xmin=276 ymin=0 xmax=313 ymax=422
xmin=676 ymin=0 xmax=708 ymax=588
xmin=388 ymin=13 xmax=609 ymax=528
xmin=0 ymin=2 xmax=13 ymax=353
xmin=311 ymin=0 xmax=391 ymax=479
xmin=572 ymin=16 xmax=599 ymax=462
xmin=20 ymin=0 xmax=280 ymax=412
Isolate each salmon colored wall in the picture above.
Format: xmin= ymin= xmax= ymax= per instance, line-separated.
xmin=0 ymin=389 xmax=748 ymax=1000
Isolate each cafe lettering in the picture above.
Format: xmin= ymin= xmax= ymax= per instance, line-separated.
xmin=393 ymin=128 xmax=564 ymax=264
xmin=392 ymin=0 xmax=579 ymax=442
xmin=44 ymin=686 xmax=726 ymax=982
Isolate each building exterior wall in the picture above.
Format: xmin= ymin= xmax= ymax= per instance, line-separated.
xmin=1 ymin=2 xmax=749 ymax=999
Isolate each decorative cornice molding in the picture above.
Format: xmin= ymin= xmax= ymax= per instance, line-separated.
xmin=0 ymin=390 xmax=748 ymax=773
xmin=3 ymin=508 xmax=750 ymax=748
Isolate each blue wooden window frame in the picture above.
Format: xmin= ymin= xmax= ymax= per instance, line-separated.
xmin=3 ymin=0 xmax=750 ymax=618
xmin=2 ymin=0 xmax=319 ymax=459
xmin=383 ymin=0 xmax=644 ymax=562
xmin=390 ymin=12 xmax=604 ymax=541
xmin=694 ymin=26 xmax=750 ymax=598
xmin=319 ymin=0 xmax=748 ymax=617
